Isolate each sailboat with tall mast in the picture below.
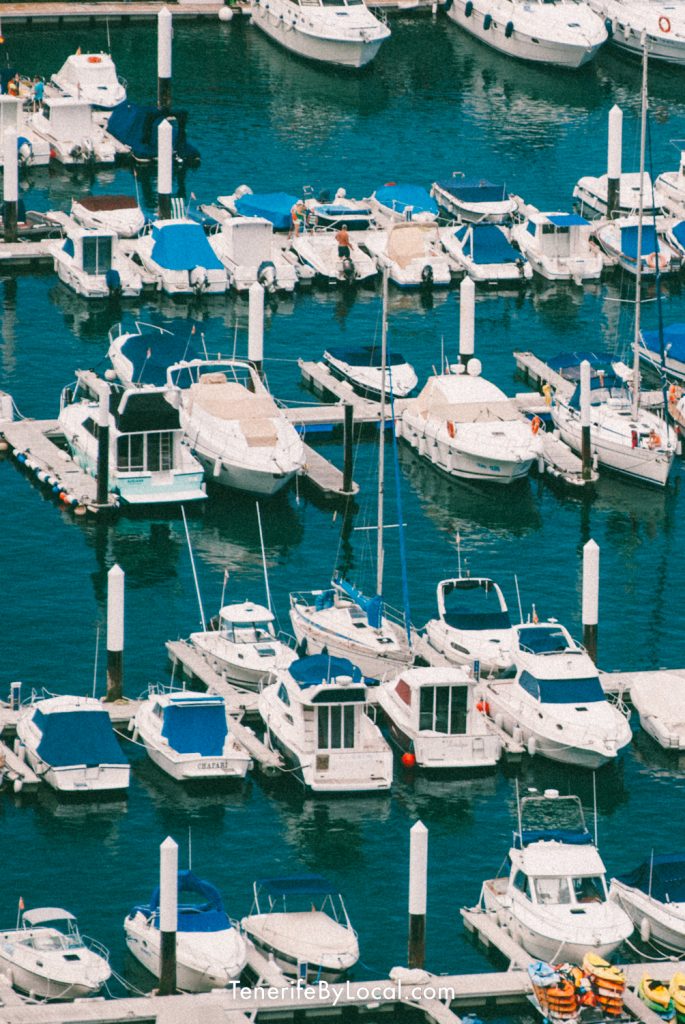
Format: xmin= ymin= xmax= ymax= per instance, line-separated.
xmin=289 ymin=270 xmax=414 ymax=681
xmin=551 ymin=38 xmax=677 ymax=488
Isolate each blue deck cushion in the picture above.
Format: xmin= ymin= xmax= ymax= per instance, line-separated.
xmin=257 ymin=874 xmax=338 ymax=898
xmin=161 ymin=699 xmax=228 ymax=756
xmin=33 ymin=707 xmax=127 ymax=767
xmin=620 ymin=223 xmax=659 ymax=260
xmin=326 ymin=345 xmax=407 ymax=368
xmin=454 ymin=224 xmax=520 ymax=265
xmin=234 ymin=192 xmax=299 ymax=231
xmin=151 ymin=223 xmax=223 ymax=272
xmin=289 ymin=654 xmax=362 ymax=688
xmin=641 ymin=323 xmax=685 ymax=363
xmin=516 ymin=828 xmax=593 ymax=849
xmin=436 ymin=178 xmax=506 ymax=205
xmin=616 ymin=854 xmax=685 ymax=904
xmin=136 ymin=870 xmax=231 ymax=932
xmin=373 ymin=184 xmax=438 ymax=218
xmin=120 ymin=325 xmax=203 ymax=386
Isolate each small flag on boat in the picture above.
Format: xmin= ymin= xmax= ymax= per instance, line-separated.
xmin=18 ymin=897 xmax=24 ymax=911
xmin=532 ymin=604 xmax=538 ymax=624
xmin=146 ymin=348 xmax=152 ymax=359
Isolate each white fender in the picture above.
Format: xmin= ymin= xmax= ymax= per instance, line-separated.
xmin=527 ymin=735 xmax=537 ymax=757
xmin=640 ymin=916 xmax=651 ymax=944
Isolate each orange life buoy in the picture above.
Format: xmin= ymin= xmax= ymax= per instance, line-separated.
xmin=670 ymin=384 xmax=678 ymax=403
xmin=648 ymin=431 xmax=662 ymax=449
xmin=87 ymin=55 xmax=102 ymax=63
xmin=447 ymin=420 xmax=456 ymax=438
xmin=658 ymin=14 xmax=671 ymax=31
xmin=531 ymin=415 xmax=542 ymax=435
xmin=646 ymin=251 xmax=668 ymax=270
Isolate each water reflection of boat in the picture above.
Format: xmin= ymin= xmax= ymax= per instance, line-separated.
xmin=131 ymin=751 xmax=253 ymax=814
xmin=630 ymin=727 xmax=685 ymax=778
xmin=394 ymin=770 xmax=498 ymax=822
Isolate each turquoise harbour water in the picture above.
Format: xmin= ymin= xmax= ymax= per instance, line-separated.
xmin=1 ymin=16 xmax=685 ymax=990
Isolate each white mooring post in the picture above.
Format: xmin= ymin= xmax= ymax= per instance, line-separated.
xmin=159 ymin=836 xmax=178 ymax=996
xmin=157 ymin=7 xmax=173 ymax=109
xmin=607 ymin=104 xmax=623 ymax=218
xmin=582 ymin=539 xmax=599 ymax=664
xmin=106 ymin=564 xmax=125 ymax=702
xmin=157 ymin=119 xmax=173 ymax=220
xmin=459 ymin=276 xmax=475 ymax=369
xmin=3 ymin=127 xmax=18 ymax=244
xmin=408 ymin=820 xmax=428 ymax=969
xmin=248 ymin=281 xmax=265 ymax=376
xmin=580 ymin=359 xmax=592 ymax=480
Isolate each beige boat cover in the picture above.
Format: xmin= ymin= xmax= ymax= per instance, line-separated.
xmin=387 ymin=224 xmax=434 ymax=268
xmin=188 ymin=374 xmax=280 ymax=446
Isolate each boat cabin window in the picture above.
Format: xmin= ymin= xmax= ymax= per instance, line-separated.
xmin=83 ymin=416 xmax=100 ymax=439
xmin=573 ymin=876 xmax=606 ymax=903
xmin=519 ymin=670 xmax=605 ymax=705
xmin=82 ymin=235 xmax=112 ymax=275
xmin=224 ymin=619 xmax=275 ymax=643
xmin=513 ymin=870 xmax=531 ymax=897
xmin=317 ymin=703 xmax=355 ymax=750
xmin=419 ymin=684 xmax=467 ymax=734
xmin=534 ymin=876 xmax=572 ymax=905
xmin=278 ymin=684 xmax=290 ymax=707
xmin=541 ymin=224 xmax=571 ymax=257
xmin=117 ymin=431 xmax=175 ymax=473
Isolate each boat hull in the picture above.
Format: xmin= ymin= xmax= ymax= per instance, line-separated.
xmin=124 ymin=917 xmax=245 ymax=992
xmin=243 ymin=931 xmax=351 ymax=982
xmin=0 ymin=953 xmax=105 ymax=1001
xmin=142 ymin=740 xmax=251 ymax=782
xmin=399 ymin=423 xmax=534 ymax=485
xmin=251 ymin=4 xmax=386 ymax=68
xmin=195 ymin=449 xmax=298 ymax=497
xmin=552 ymin=410 xmax=674 ymax=487
xmin=610 ymin=882 xmax=685 ymax=953
xmin=289 ymin=610 xmax=410 ymax=681
xmin=384 ymin=716 xmax=500 ymax=770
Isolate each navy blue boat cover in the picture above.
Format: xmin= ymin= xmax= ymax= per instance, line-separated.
xmin=257 ymin=875 xmax=338 ymax=898
xmin=151 ymin=223 xmax=223 ymax=272
xmin=454 ymin=224 xmax=520 ymax=264
xmin=120 ymin=324 xmax=203 ymax=386
xmin=234 ymin=192 xmax=299 ymax=231
xmin=373 ymin=184 xmax=438 ymax=218
xmin=641 ymin=323 xmax=685 ymax=363
xmin=289 ymin=654 xmax=362 ymax=688
xmin=616 ymin=854 xmax=685 ymax=903
xmin=326 ymin=345 xmax=406 ymax=368
xmin=34 ymin=708 xmax=127 ymax=767
xmin=620 ymin=223 xmax=660 ymax=259
xmin=106 ymin=102 xmax=200 ymax=163
xmin=436 ymin=178 xmax=506 ymax=205
xmin=161 ymin=699 xmax=227 ymax=757
xmin=137 ymin=870 xmax=231 ymax=933
xmin=547 ymin=351 xmax=615 ymax=376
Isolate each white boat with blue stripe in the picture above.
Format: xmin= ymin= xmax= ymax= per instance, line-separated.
xmin=132 ymin=219 xmax=228 ymax=296
xmin=431 ymin=176 xmax=517 ymax=224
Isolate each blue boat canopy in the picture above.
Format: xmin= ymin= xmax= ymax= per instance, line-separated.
xmin=326 ymin=345 xmax=407 ymax=368
xmin=289 ymin=654 xmax=362 ymax=688
xmin=257 ymin=874 xmax=339 ymax=898
xmin=106 ymin=102 xmax=200 ymax=164
xmin=616 ymin=854 xmax=685 ymax=904
xmin=435 ymin=178 xmax=506 ymax=205
xmin=33 ymin=707 xmax=127 ymax=767
xmin=136 ymin=870 xmax=231 ymax=933
xmin=516 ymin=828 xmax=594 ymax=848
xmin=454 ymin=224 xmax=521 ymax=265
xmin=119 ymin=325 xmax=203 ymax=386
xmin=373 ymin=184 xmax=438 ymax=218
xmin=620 ymin=223 xmax=660 ymax=259
xmin=234 ymin=192 xmax=299 ymax=231
xmin=672 ymin=221 xmax=685 ymax=251
xmin=334 ymin=576 xmax=383 ymax=628
xmin=568 ymin=372 xmax=625 ymax=411
xmin=545 ymin=213 xmax=589 ymax=227
xmin=151 ymin=223 xmax=223 ymax=272
xmin=547 ymin=350 xmax=615 ymax=378
xmin=641 ymin=323 xmax=685 ymax=363
xmin=161 ymin=699 xmax=228 ymax=757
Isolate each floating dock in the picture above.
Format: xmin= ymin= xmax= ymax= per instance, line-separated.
xmin=301 ymin=441 xmax=359 ymax=500
xmin=0 ymin=240 xmax=54 ymax=269
xmin=537 ymin=431 xmax=599 ymax=488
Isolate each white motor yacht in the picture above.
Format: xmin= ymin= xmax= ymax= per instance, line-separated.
xmin=290 ymin=230 xmax=377 ymax=285
xmin=510 ymin=206 xmax=603 ymax=281
xmin=423 ymin=577 xmax=515 ymax=677
xmin=133 ymin=691 xmax=253 ymax=781
xmin=0 ymin=908 xmax=111 ymax=1000
xmin=485 ymin=621 xmax=632 ymax=768
xmin=250 ymin=0 xmax=390 ymax=68
xmin=587 ymin=0 xmax=685 ymax=64
xmin=551 ymin=370 xmax=676 ymax=487
xmin=50 ymin=228 xmax=143 ymax=299
xmin=209 ymin=216 xmax=297 ymax=293
xmin=189 ymin=601 xmax=297 ymax=689
xmin=478 ymin=790 xmax=634 ymax=963
xmin=440 ymin=223 xmax=532 ymax=285
xmin=125 ymin=870 xmax=247 ymax=992
xmin=431 ymin=176 xmax=517 ymax=224
xmin=50 ymin=51 xmax=126 ymax=109
xmin=131 ymin=220 xmax=229 ymax=296
xmin=259 ymin=654 xmax=393 ymax=792
xmin=630 ymin=673 xmax=685 ymax=750
xmin=241 ymin=876 xmax=359 ymax=981
xmin=363 ymin=223 xmax=452 ymax=289
xmin=70 ymin=195 xmax=146 ymax=238
xmin=289 ymin=577 xmax=413 ymax=681
xmin=610 ymin=854 xmax=685 ymax=953
xmin=16 ymin=694 xmax=130 ymax=794
xmin=656 ymin=148 xmax=685 ymax=216
xmin=58 ymin=372 xmax=207 ymax=506
xmin=377 ymin=666 xmax=502 ymax=769
xmin=399 ymin=366 xmax=542 ymax=484
xmin=28 ymin=98 xmax=115 ymax=165
xmin=573 ymin=170 xmax=660 ymax=218
xmin=322 ymin=345 xmax=418 ymax=400
xmin=594 ymin=217 xmax=681 ymax=277
xmin=446 ymin=0 xmax=607 ymax=67
xmin=0 ymin=96 xmax=50 ymax=168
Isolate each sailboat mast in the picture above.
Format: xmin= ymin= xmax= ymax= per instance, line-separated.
xmin=376 ymin=268 xmax=388 ymax=597
xmin=632 ymin=35 xmax=648 ymax=420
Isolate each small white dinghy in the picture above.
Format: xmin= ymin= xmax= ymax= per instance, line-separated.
xmin=630 ymin=673 xmax=685 ymax=750
xmin=125 ymin=870 xmax=247 ymax=992
xmin=189 ymin=601 xmax=297 ymax=690
xmin=423 ymin=576 xmax=516 ymax=677
xmin=594 ymin=217 xmax=681 ymax=277
xmin=241 ymin=876 xmax=359 ymax=981
xmin=610 ymin=854 xmax=685 ymax=953
xmin=323 ymin=345 xmax=418 ymax=400
xmin=133 ymin=691 xmax=253 ymax=781
xmin=0 ymin=907 xmax=111 ymax=1000
xmin=70 ymin=195 xmax=146 ymax=238
xmin=16 ymin=694 xmax=130 ymax=794
xmin=431 ymin=176 xmax=517 ymax=224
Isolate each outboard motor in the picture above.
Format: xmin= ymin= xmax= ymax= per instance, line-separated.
xmin=257 ymin=259 xmax=277 ymax=293
xmin=342 ymin=256 xmax=356 ymax=283
xmin=421 ymin=264 xmax=434 ymax=289
xmin=516 ymin=257 xmax=526 ymax=278
xmin=17 ymin=137 xmax=33 ymax=167
xmin=70 ymin=144 xmax=84 ymax=162
xmin=189 ymin=265 xmax=208 ymax=295
xmin=106 ymin=268 xmax=122 ymax=297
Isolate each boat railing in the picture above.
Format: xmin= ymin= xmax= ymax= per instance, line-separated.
xmin=82 ymin=934 xmax=111 ymax=961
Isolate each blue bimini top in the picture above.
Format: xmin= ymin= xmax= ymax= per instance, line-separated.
xmin=134 ymin=870 xmax=231 ymax=933
xmin=234 ymin=192 xmax=299 ymax=231
xmin=120 ymin=326 xmax=203 ymax=387
xmin=257 ymin=874 xmax=339 ymax=898
xmin=150 ymin=222 xmax=223 ymax=272
xmin=615 ymin=854 xmax=685 ymax=904
xmin=33 ymin=707 xmax=127 ymax=768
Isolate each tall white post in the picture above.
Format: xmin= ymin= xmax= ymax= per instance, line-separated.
xmin=582 ymin=539 xmax=599 ymax=664
xmin=106 ymin=564 xmax=124 ymax=701
xmin=459 ymin=276 xmax=475 ymax=368
xmin=248 ymin=281 xmax=265 ymax=376
xmin=607 ymin=104 xmax=623 ymax=218
xmin=157 ymin=7 xmax=173 ymax=109
xmin=3 ymin=127 xmax=18 ymax=243
xmin=580 ymin=359 xmax=592 ymax=481
xmin=159 ymin=836 xmax=178 ymax=995
xmin=157 ymin=119 xmax=173 ymax=220
xmin=408 ymin=820 xmax=428 ymax=969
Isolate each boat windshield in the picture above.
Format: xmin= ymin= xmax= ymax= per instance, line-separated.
xmin=442 ymin=579 xmax=510 ymax=632
xmin=221 ymin=620 xmax=275 ymax=644
xmin=27 ymin=930 xmax=81 ymax=951
xmin=532 ymin=875 xmax=606 ymax=905
xmin=519 ymin=671 xmax=605 ymax=704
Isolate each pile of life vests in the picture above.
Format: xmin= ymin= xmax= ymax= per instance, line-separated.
xmin=528 ymin=954 xmax=626 ymax=1022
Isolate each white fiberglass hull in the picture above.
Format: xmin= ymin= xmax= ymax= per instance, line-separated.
xmin=399 ymin=420 xmax=535 ymax=485
xmin=195 ymin=448 xmax=299 ymax=497
xmin=0 ymin=946 xmax=109 ymax=1000
xmin=124 ymin=916 xmax=246 ymax=992
xmin=382 ymin=714 xmax=501 ymax=770
xmin=189 ymin=633 xmax=296 ymax=689
xmin=142 ymin=740 xmax=251 ymax=782
xmin=21 ymin=749 xmax=130 ymax=793
xmin=610 ymin=881 xmax=685 ymax=953
xmin=289 ymin=609 xmax=411 ymax=681
xmin=241 ymin=913 xmax=359 ymax=981
xmin=424 ymin=620 xmax=514 ymax=677
xmin=264 ymin=725 xmax=393 ymax=793
xmin=251 ymin=3 xmax=387 ymax=68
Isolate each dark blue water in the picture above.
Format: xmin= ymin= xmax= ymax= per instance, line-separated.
xmin=1 ymin=15 xmax=685 ymax=987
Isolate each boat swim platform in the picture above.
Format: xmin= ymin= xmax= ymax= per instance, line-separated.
xmin=301 ymin=442 xmax=359 ymax=502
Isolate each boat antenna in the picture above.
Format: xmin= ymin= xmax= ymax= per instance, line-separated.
xmin=182 ymin=323 xmax=196 ymax=362
xmin=220 ymin=568 xmax=229 ymax=613
xmin=188 ymin=826 xmax=192 ymax=872
xmin=515 ymin=777 xmax=523 ymax=844
xmin=201 ymin=332 xmax=209 ymax=360
xmin=388 ymin=359 xmax=412 ymax=647
xmin=632 ymin=33 xmax=649 ymax=421
xmin=514 ymin=574 xmax=523 ymax=624
xmin=456 ymin=531 xmax=462 ymax=576
xmin=92 ymin=624 xmax=101 ymax=698
xmin=133 ymin=167 xmax=141 ymax=208
xmin=440 ymin=334 xmax=445 ymax=374
xmin=592 ymin=770 xmax=598 ymax=845
xmin=646 ymin=118 xmax=670 ymax=421
xmin=376 ymin=266 xmax=388 ymax=597
xmin=648 ymin=848 xmax=654 ymax=897
xmin=181 ymin=505 xmax=206 ymax=631
xmin=256 ymin=501 xmax=273 ymax=614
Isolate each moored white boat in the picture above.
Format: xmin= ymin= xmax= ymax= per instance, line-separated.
xmin=70 ymin=195 xmax=146 ymax=238
xmin=363 ymin=222 xmax=451 ymax=289
xmin=290 ymin=229 xmax=377 ymax=285
xmin=510 ymin=206 xmax=603 ymax=281
xmin=125 ymin=870 xmax=247 ymax=992
xmin=131 ymin=220 xmax=229 ymax=296
xmin=587 ymin=0 xmax=685 ymax=64
xmin=377 ymin=666 xmax=502 ymax=769
xmin=440 ymin=223 xmax=532 ymax=284
xmin=610 ymin=854 xmax=685 ymax=953
xmin=241 ymin=876 xmax=359 ymax=980
xmin=189 ymin=601 xmax=297 ymax=689
xmin=50 ymin=51 xmax=126 ymax=109
xmin=423 ymin=576 xmax=516 ymax=677
xmin=28 ymin=98 xmax=115 ymax=165
xmin=259 ymin=654 xmax=393 ymax=792
xmin=305 ymin=188 xmax=373 ymax=230
xmin=50 ymin=227 xmax=143 ymax=299
xmin=431 ymin=176 xmax=517 ymax=224
xmin=0 ymin=908 xmax=111 ymax=1000
xmin=630 ymin=673 xmax=685 ymax=750
xmin=323 ymin=345 xmax=418 ymax=400
xmin=593 ymin=217 xmax=681 ymax=277
xmin=209 ymin=216 xmax=297 ymax=293
xmin=133 ymin=690 xmax=253 ymax=781
xmin=367 ymin=184 xmax=439 ymax=225
xmin=250 ymin=0 xmax=390 ymax=68
xmin=16 ymin=694 xmax=130 ymax=794
xmin=0 ymin=95 xmax=50 ymax=168
xmin=573 ymin=171 xmax=660 ymax=218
